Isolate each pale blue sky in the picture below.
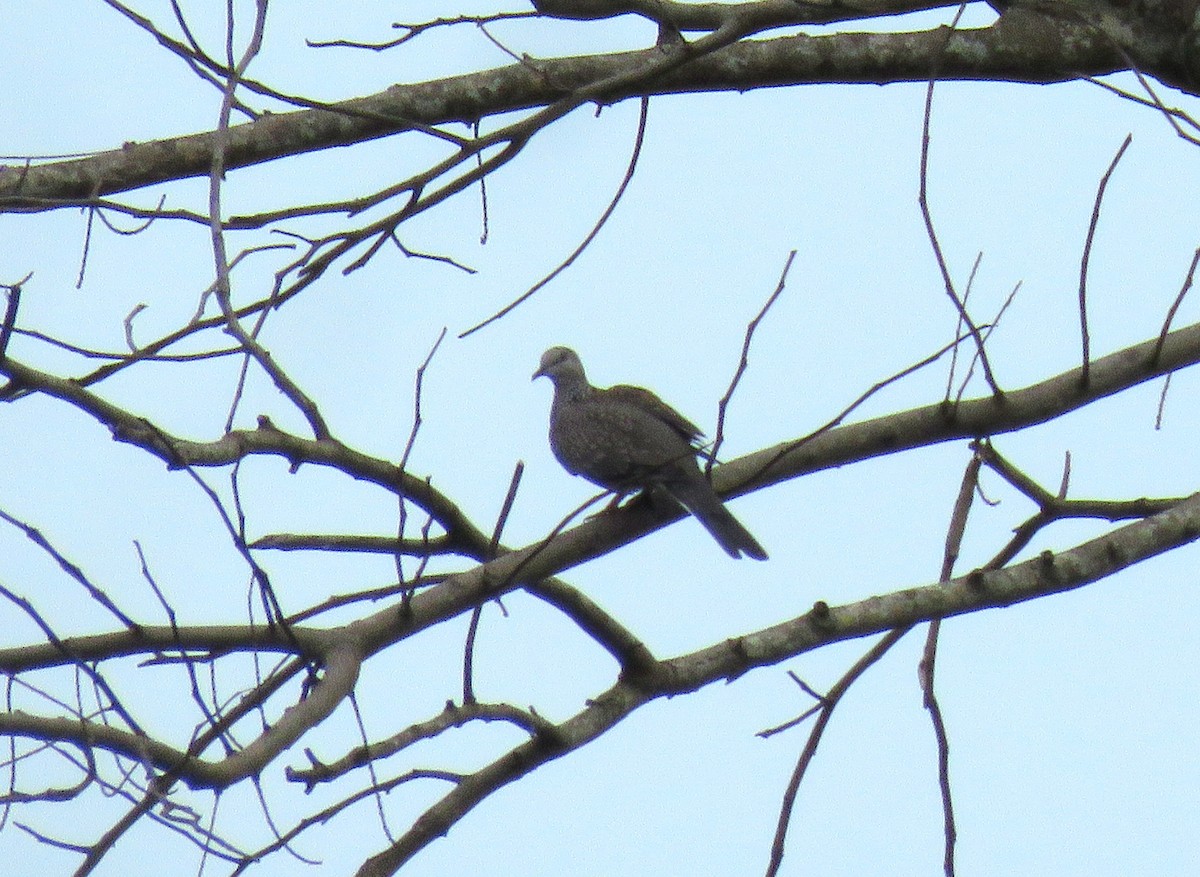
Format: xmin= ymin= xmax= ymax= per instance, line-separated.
xmin=1 ymin=2 xmax=1198 ymax=875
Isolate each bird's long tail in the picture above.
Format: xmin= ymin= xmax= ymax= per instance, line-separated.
xmin=663 ymin=476 xmax=768 ymax=561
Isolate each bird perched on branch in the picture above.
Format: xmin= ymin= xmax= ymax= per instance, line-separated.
xmin=533 ymin=346 xmax=767 ymax=560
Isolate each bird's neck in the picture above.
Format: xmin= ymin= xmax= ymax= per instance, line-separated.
xmin=553 ymin=376 xmax=591 ymax=404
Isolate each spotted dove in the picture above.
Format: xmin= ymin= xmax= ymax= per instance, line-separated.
xmin=533 ymin=346 xmax=767 ymax=560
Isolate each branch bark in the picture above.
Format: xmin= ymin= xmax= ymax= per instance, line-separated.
xmin=0 ymin=16 xmax=1126 ymax=210
xmin=357 ymin=486 xmax=1200 ymax=875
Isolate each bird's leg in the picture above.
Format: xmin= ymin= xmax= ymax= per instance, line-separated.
xmin=586 ymin=488 xmax=637 ymax=517
xmin=693 ymin=441 xmax=719 ymax=469
xmin=603 ymin=490 xmax=632 ymax=512
xmin=587 ymin=486 xmax=666 ymax=518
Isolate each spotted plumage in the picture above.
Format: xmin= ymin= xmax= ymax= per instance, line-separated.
xmin=533 ymin=346 xmax=767 ymax=560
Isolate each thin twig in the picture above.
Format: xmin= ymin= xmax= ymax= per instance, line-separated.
xmin=763 ymin=627 xmax=911 ymax=877
xmin=942 ymin=252 xmax=982 ymax=404
xmin=395 ymin=327 xmax=447 ymax=604
xmin=460 ymin=95 xmax=652 ymax=338
xmin=349 ymin=691 xmax=396 ymax=845
xmin=1078 ymin=134 xmax=1133 ymax=387
xmin=918 ymin=451 xmax=981 ymax=877
xmin=917 ymin=3 xmax=1000 ymax=396
xmin=464 ymin=462 xmax=524 ymax=703
xmin=308 ymin=11 xmax=537 ymax=51
xmin=709 ymin=249 xmax=796 ymax=473
xmin=1153 ymin=246 xmax=1200 ymax=366
xmin=1085 ymin=77 xmax=1200 ymax=144
xmin=759 ymin=328 xmax=983 ymax=480
xmin=0 ymin=273 xmax=29 ymax=365
xmin=953 ymin=281 xmax=1021 ymax=406
xmin=132 ymin=541 xmax=232 ymax=752
xmin=0 ymin=508 xmax=140 ymax=632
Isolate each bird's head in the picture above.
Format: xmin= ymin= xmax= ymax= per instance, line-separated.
xmin=532 ymin=346 xmax=585 ymax=384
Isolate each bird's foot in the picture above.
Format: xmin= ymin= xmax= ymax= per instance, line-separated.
xmin=586 ymin=489 xmax=655 ymax=519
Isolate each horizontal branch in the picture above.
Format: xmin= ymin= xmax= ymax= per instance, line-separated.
xmin=249 ymin=532 xmax=459 ymax=555
xmin=533 ymin=0 xmax=953 ymax=30
xmin=0 ymin=623 xmax=322 ymax=673
xmin=0 ymin=15 xmax=1125 ymax=210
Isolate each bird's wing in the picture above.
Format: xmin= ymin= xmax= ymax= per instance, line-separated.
xmin=603 ymin=384 xmax=704 ymax=445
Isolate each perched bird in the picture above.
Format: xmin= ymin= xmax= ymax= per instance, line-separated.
xmin=533 ymin=346 xmax=767 ymax=560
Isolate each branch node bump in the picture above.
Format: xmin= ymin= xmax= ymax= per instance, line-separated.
xmin=808 ymin=600 xmax=833 ymax=630
xmin=1037 ymin=549 xmax=1059 ymax=582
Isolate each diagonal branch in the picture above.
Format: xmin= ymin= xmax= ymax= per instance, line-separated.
xmin=0 ymin=358 xmax=492 ymax=553
xmin=356 ymin=487 xmax=1200 ymax=876
xmin=9 ymin=318 xmax=1200 ymax=586
xmin=0 ymin=643 xmax=359 ymax=791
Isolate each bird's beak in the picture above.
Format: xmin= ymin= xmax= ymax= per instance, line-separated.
xmin=531 ymin=367 xmax=545 ymax=381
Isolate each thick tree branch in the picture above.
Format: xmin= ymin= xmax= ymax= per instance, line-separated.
xmin=0 ymin=17 xmax=1127 ymax=211
xmin=0 ymin=359 xmax=492 ymax=555
xmin=742 ymin=319 xmax=1200 ymax=494
xmin=533 ymin=0 xmax=953 ymax=29
xmin=357 ymin=487 xmax=1200 ymax=875
xmin=0 ymin=623 xmax=321 ymax=674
